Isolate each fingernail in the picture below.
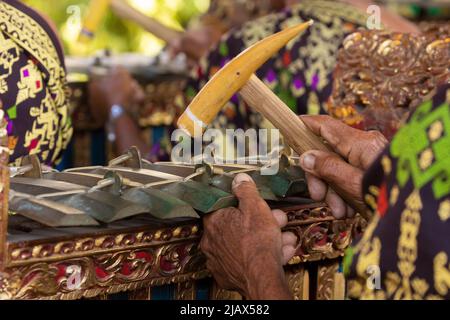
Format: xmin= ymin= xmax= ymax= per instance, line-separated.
xmin=301 ymin=153 xmax=316 ymax=170
xmin=232 ymin=173 xmax=253 ymax=189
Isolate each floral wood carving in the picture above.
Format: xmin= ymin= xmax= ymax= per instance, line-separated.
xmin=316 ymin=259 xmax=345 ymax=300
xmin=285 ymin=206 xmax=366 ymax=264
xmin=0 ymin=205 xmax=362 ymax=300
xmin=419 ymin=22 xmax=450 ymax=42
xmin=286 ymin=264 xmax=309 ymax=300
xmin=328 ymin=30 xmax=450 ymax=139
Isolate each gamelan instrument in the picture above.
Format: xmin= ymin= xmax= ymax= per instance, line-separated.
xmin=9 ymin=147 xmax=310 ymax=227
xmin=1 ymin=147 xmax=364 ymax=300
xmin=177 ymin=21 xmax=369 ymax=217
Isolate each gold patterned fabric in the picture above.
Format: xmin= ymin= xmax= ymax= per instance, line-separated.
xmin=0 ymin=0 xmax=72 ymax=165
xmin=345 ymin=84 xmax=450 ymax=300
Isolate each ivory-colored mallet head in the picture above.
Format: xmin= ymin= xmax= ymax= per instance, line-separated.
xmin=177 ymin=20 xmax=314 ymax=136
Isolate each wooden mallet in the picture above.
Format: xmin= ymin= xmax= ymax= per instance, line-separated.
xmin=79 ymin=0 xmax=181 ymax=44
xmin=177 ymin=21 xmax=368 ymax=216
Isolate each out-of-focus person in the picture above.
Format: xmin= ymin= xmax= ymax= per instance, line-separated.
xmin=91 ymin=0 xmax=420 ymax=162
xmin=111 ymin=0 xmax=293 ymax=64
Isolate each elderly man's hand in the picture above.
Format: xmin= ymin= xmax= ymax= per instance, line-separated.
xmin=299 ymin=115 xmax=388 ymax=219
xmin=200 ymin=174 xmax=294 ymax=299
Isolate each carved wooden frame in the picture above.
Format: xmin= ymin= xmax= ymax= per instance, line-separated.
xmin=0 ymin=199 xmax=363 ymax=299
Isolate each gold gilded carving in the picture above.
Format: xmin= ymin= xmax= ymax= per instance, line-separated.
xmin=7 ymin=224 xmax=200 ymax=266
xmin=317 ymin=260 xmax=345 ymax=300
xmin=211 ymin=280 xmax=242 ymax=301
xmin=328 ymin=31 xmax=449 ymax=137
xmin=0 ymin=245 xmax=207 ymax=300
xmin=0 ymin=205 xmax=359 ymax=299
xmin=176 ymin=280 xmax=196 ymax=300
xmin=128 ymin=288 xmax=150 ymax=300
xmin=286 ymin=264 xmax=309 ymax=300
xmin=285 ymin=206 xmax=365 ymax=263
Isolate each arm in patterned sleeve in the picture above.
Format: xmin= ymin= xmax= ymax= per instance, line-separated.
xmin=169 ymin=0 xmax=282 ymax=63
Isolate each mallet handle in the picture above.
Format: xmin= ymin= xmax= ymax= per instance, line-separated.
xmin=240 ymin=74 xmax=368 ymax=216
xmin=110 ymin=0 xmax=181 ymax=44
xmin=240 ymin=74 xmax=331 ymax=154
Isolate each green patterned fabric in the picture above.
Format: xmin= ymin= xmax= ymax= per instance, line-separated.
xmin=347 ymin=84 xmax=450 ymax=300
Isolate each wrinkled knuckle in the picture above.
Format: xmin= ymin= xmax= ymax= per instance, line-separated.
xmin=248 ymin=198 xmax=269 ymax=214
xmin=240 ymin=193 xmax=263 ymax=206
xmin=206 ymin=209 xmax=225 ymax=222
xmin=332 ymin=137 xmax=346 ymax=152
xmin=199 ymin=237 xmax=210 ymax=252
xmin=199 ymin=241 xmax=205 ymax=252
xmin=369 ymin=131 xmax=388 ymax=145
xmin=322 ymin=115 xmax=338 ymax=123
xmin=202 ymin=214 xmax=213 ymax=227
xmin=202 ymin=220 xmax=216 ymax=235
xmin=367 ymin=131 xmax=388 ymax=154
xmin=233 ymin=186 xmax=245 ymax=198
xmin=255 ymin=197 xmax=268 ymax=208
xmin=369 ymin=130 xmax=386 ymax=141
xmin=205 ymin=260 xmax=215 ymax=272
xmin=319 ymin=155 xmax=341 ymax=178
xmin=301 ymin=114 xmax=327 ymax=121
xmin=235 ymin=183 xmax=257 ymax=197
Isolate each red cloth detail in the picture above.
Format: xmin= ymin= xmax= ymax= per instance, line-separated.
xmin=283 ymin=51 xmax=291 ymax=67
xmin=377 ymin=182 xmax=389 ymax=217
xmin=27 ymin=138 xmax=39 ymax=151
xmin=197 ymin=66 xmax=203 ymax=79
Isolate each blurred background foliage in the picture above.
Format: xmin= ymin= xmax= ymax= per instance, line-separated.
xmin=23 ymin=0 xmax=210 ymax=56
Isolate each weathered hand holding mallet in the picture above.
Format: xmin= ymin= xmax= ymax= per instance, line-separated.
xmin=177 ymin=21 xmax=368 ymax=216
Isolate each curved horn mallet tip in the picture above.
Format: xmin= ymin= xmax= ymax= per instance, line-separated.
xmin=177 ymin=21 xmax=313 ymax=136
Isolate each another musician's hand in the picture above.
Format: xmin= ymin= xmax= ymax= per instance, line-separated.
xmin=88 ymin=67 xmax=145 ymax=124
xmin=200 ymin=173 xmax=294 ymax=299
xmin=168 ymin=28 xmax=215 ymax=63
xmin=299 ymin=115 xmax=388 ymax=219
